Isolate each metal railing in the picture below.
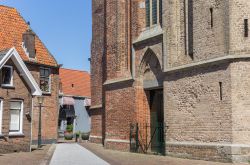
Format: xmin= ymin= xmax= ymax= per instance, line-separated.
xmin=130 ymin=122 xmax=166 ymax=155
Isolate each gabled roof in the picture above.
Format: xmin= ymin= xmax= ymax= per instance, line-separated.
xmin=59 ymin=68 xmax=90 ymax=98
xmin=0 ymin=47 xmax=42 ymax=96
xmin=0 ymin=5 xmax=58 ymax=67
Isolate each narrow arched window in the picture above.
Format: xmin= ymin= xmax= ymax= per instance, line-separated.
xmin=145 ymin=0 xmax=162 ymax=27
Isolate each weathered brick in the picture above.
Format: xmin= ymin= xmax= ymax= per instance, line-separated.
xmin=91 ymin=0 xmax=250 ymax=163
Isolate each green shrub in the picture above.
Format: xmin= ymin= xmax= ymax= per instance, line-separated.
xmin=66 ymin=124 xmax=73 ymax=132
xmin=75 ymin=131 xmax=81 ymax=137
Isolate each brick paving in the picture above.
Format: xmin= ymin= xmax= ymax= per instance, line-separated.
xmin=80 ymin=142 xmax=249 ymax=165
xmin=0 ymin=144 xmax=55 ymax=165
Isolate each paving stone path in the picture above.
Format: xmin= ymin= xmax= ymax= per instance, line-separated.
xmin=49 ymin=143 xmax=110 ymax=165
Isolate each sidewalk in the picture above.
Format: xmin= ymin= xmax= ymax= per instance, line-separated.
xmin=0 ymin=144 xmax=55 ymax=165
xmin=49 ymin=143 xmax=109 ymax=165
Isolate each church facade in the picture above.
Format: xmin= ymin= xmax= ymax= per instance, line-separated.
xmin=91 ymin=0 xmax=250 ymax=162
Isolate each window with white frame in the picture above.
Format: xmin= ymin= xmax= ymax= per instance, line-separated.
xmin=2 ymin=65 xmax=13 ymax=86
xmin=145 ymin=0 xmax=162 ymax=27
xmin=40 ymin=67 xmax=51 ymax=93
xmin=9 ymin=101 xmax=23 ymax=134
xmin=0 ymin=100 xmax=3 ymax=134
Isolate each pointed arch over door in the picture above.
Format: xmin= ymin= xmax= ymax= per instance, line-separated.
xmin=139 ymin=48 xmax=164 ymax=89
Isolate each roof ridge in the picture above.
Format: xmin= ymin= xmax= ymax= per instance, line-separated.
xmin=61 ymin=68 xmax=89 ymax=73
xmin=0 ymin=5 xmax=16 ymax=10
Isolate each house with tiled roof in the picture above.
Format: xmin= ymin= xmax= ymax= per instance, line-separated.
xmin=59 ymin=68 xmax=91 ymax=138
xmin=0 ymin=48 xmax=42 ymax=153
xmin=0 ymin=5 xmax=60 ymax=152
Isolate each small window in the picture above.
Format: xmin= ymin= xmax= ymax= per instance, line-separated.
xmin=146 ymin=0 xmax=150 ymax=27
xmin=0 ymin=100 xmax=3 ymax=134
xmin=244 ymin=19 xmax=248 ymax=37
xmin=9 ymin=101 xmax=23 ymax=134
xmin=2 ymin=66 xmax=13 ymax=86
xmin=59 ymin=81 xmax=63 ymax=93
xmin=185 ymin=0 xmax=194 ymax=59
xmin=152 ymin=0 xmax=158 ymax=25
xmin=40 ymin=67 xmax=51 ymax=93
xmin=219 ymin=82 xmax=223 ymax=101
xmin=210 ymin=8 xmax=213 ymax=28
xmin=145 ymin=0 xmax=162 ymax=27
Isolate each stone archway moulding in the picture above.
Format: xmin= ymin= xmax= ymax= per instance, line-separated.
xmin=138 ymin=47 xmax=164 ymax=89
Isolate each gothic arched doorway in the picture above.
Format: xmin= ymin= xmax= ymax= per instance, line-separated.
xmin=134 ymin=48 xmax=165 ymax=154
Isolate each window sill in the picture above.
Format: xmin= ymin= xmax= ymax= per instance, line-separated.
xmin=1 ymin=85 xmax=15 ymax=89
xmin=9 ymin=133 xmax=25 ymax=137
xmin=42 ymin=92 xmax=51 ymax=96
xmin=133 ymin=25 xmax=163 ymax=44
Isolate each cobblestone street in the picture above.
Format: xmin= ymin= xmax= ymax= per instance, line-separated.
xmin=80 ymin=143 xmax=249 ymax=165
xmin=1 ymin=142 xmax=250 ymax=165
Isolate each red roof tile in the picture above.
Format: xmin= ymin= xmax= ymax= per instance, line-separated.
xmin=59 ymin=68 xmax=91 ymax=97
xmin=0 ymin=5 xmax=58 ymax=67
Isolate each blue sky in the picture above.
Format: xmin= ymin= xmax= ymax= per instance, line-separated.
xmin=0 ymin=0 xmax=92 ymax=72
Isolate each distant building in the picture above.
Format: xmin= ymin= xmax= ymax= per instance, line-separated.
xmin=59 ymin=68 xmax=91 ymax=135
xmin=0 ymin=5 xmax=60 ymax=153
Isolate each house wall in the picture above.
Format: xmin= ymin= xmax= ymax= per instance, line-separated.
xmin=74 ymin=98 xmax=90 ymax=133
xmin=27 ymin=64 xmax=60 ymax=144
xmin=0 ymin=59 xmax=32 ymax=153
xmin=0 ymin=5 xmax=60 ymax=146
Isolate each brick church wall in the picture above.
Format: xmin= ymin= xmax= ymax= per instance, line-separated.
xmin=104 ymin=83 xmax=135 ymax=151
xmin=229 ymin=0 xmax=250 ymax=55
xmin=231 ymin=61 xmax=250 ymax=144
xmin=165 ymin=63 xmax=233 ymax=161
xmin=164 ymin=0 xmax=229 ymax=68
xmin=90 ymin=0 xmax=105 ymax=143
xmin=91 ymin=0 xmax=250 ymax=162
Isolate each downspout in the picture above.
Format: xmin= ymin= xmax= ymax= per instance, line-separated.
xmin=30 ymin=96 xmax=34 ymax=152
xmin=130 ymin=0 xmax=135 ymax=79
xmin=132 ymin=46 xmax=135 ymax=79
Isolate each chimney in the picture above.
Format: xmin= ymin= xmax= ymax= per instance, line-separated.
xmin=22 ymin=28 xmax=36 ymax=59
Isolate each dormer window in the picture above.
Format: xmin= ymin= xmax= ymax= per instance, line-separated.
xmin=146 ymin=0 xmax=162 ymax=27
xmin=2 ymin=65 xmax=13 ymax=86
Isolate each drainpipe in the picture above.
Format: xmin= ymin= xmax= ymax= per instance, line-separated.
xmin=30 ymin=96 xmax=34 ymax=152
xmin=131 ymin=45 xmax=135 ymax=79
